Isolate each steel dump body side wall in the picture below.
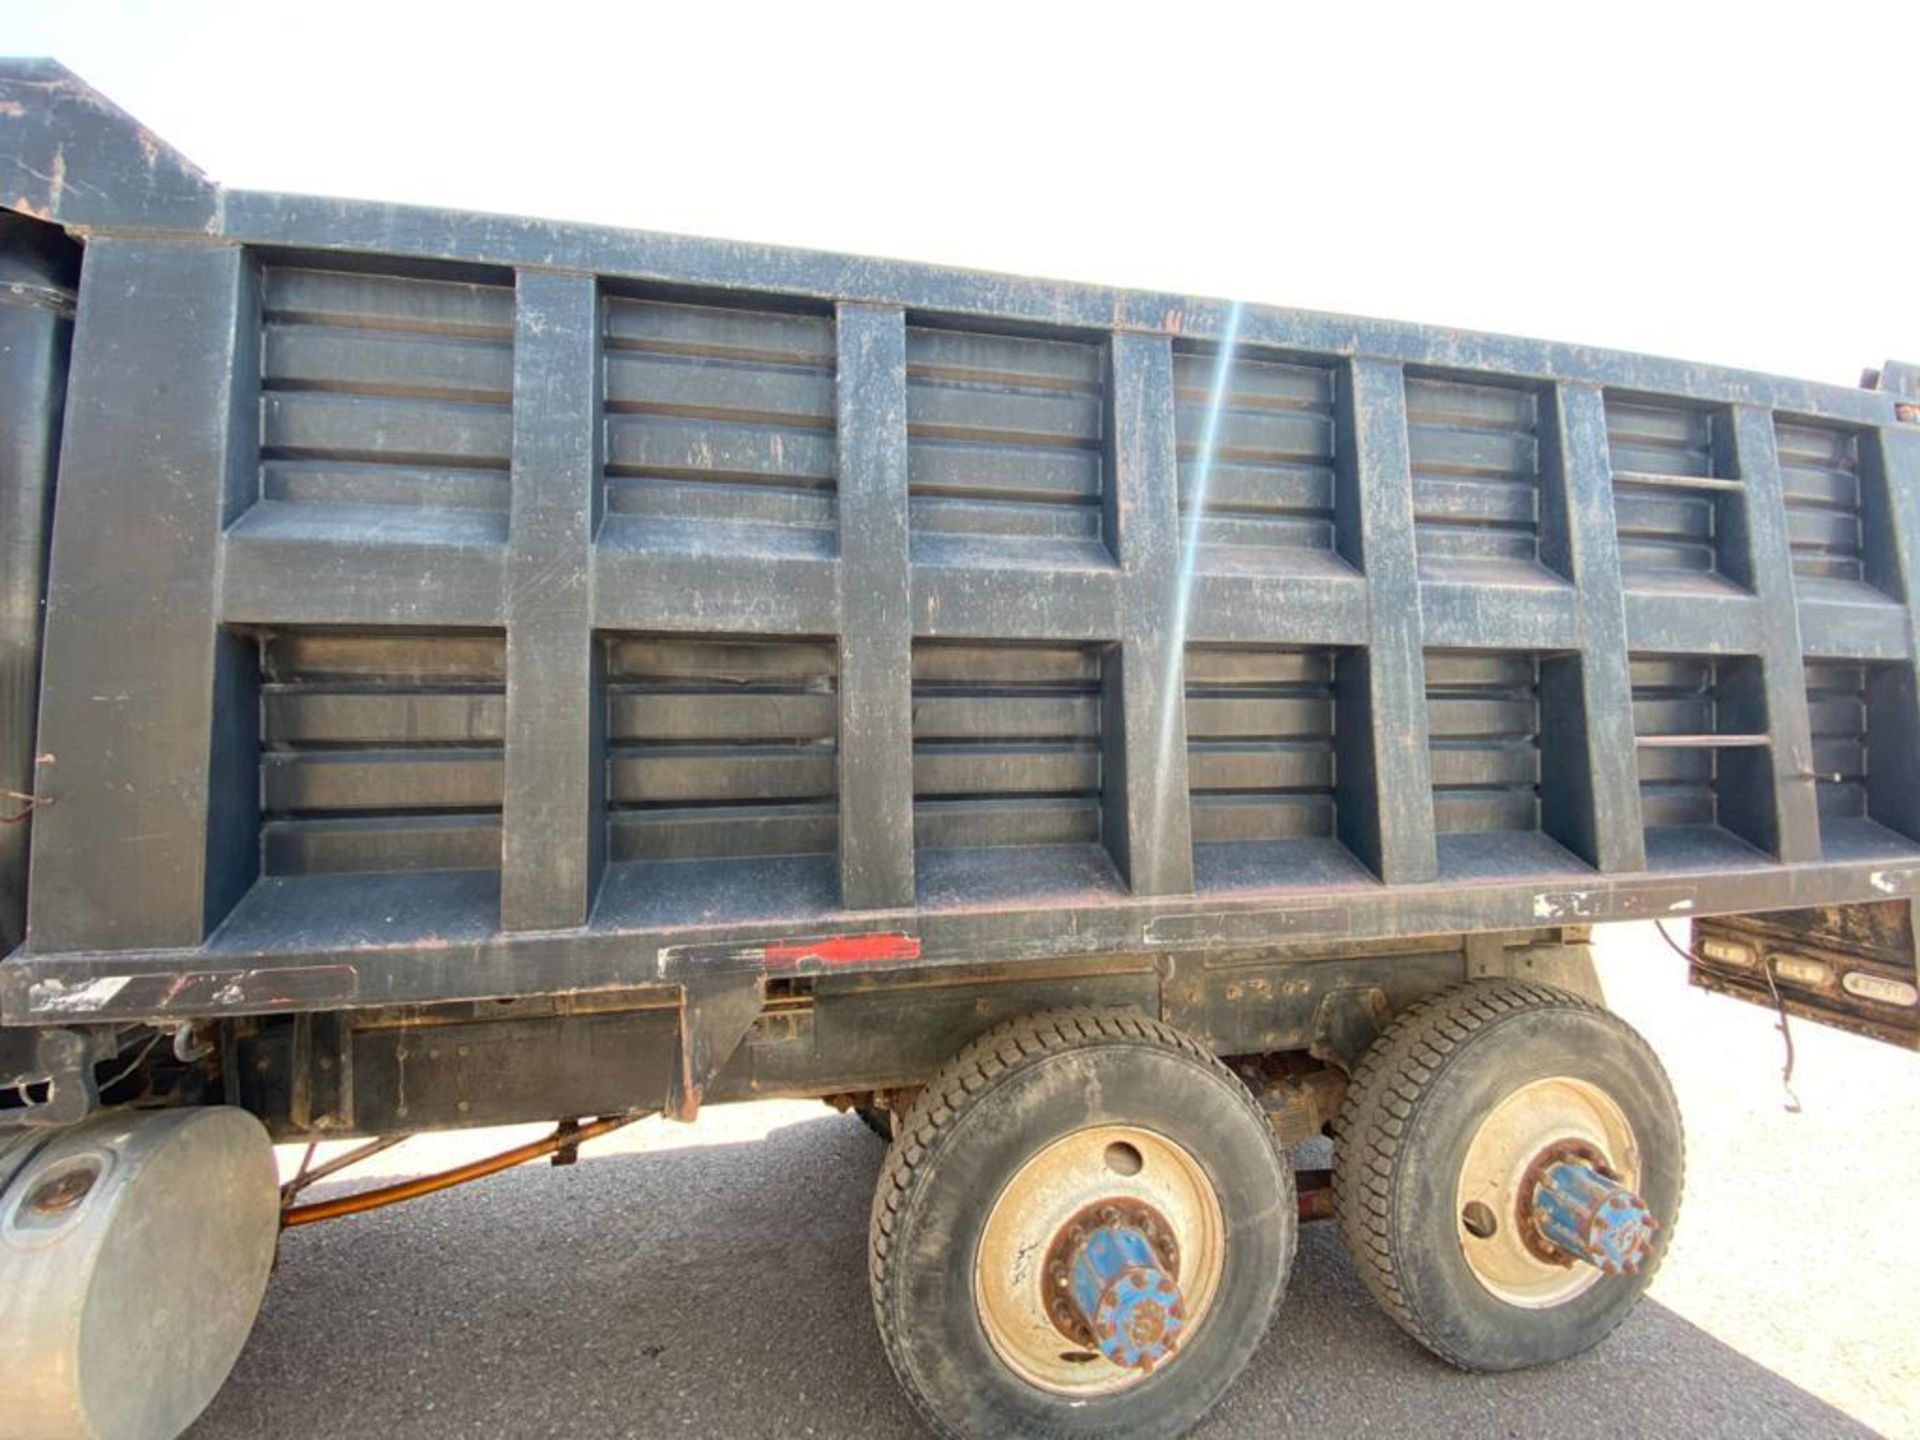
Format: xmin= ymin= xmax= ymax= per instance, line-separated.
xmin=4 ymin=60 xmax=1920 ymax=1033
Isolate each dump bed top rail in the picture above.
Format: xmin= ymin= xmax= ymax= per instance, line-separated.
xmin=3 ymin=59 xmax=1918 ymax=1027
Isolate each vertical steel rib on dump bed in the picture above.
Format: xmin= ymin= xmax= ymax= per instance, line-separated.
xmin=1864 ymin=404 xmax=1920 ymax=842
xmin=834 ymin=304 xmax=917 ymax=910
xmin=500 ymin=271 xmax=603 ymax=931
xmin=1 ymin=58 xmax=1918 ymax=1028
xmin=26 ymin=238 xmax=260 ymax=955
xmin=0 ymin=213 xmax=74 ymax=957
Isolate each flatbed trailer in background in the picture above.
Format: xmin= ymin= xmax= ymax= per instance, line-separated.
xmin=1 ymin=59 xmax=1916 ymax=1440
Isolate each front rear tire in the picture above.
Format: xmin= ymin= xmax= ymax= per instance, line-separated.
xmin=870 ymin=1008 xmax=1295 ymax=1439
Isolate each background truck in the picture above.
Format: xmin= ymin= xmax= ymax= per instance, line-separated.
xmin=2 ymin=58 xmax=1917 ymax=1440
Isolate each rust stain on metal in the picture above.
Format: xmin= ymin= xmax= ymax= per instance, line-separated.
xmin=1040 ymin=1197 xmax=1181 ymax=1350
xmin=1516 ymin=1140 xmax=1613 ymax=1266
xmin=672 ymin=1019 xmax=701 ymax=1122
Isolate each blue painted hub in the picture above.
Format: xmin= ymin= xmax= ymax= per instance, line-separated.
xmin=1531 ymin=1159 xmax=1658 ymax=1274
xmin=1068 ymin=1224 xmax=1187 ymax=1370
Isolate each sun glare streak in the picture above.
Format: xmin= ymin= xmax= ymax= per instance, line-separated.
xmin=1155 ymin=302 xmax=1244 ymax=799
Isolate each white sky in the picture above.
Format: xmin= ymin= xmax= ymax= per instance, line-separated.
xmin=6 ymin=1 xmax=1915 ymax=386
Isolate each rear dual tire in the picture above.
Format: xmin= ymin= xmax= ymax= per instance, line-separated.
xmin=1333 ymin=980 xmax=1684 ymax=1372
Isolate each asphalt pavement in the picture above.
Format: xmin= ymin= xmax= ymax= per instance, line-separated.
xmin=187 ymin=925 xmax=1916 ymax=1439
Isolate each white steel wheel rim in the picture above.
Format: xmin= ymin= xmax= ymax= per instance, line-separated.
xmin=1454 ymin=1075 xmax=1641 ymax=1308
xmin=974 ymin=1125 xmax=1226 ymax=1397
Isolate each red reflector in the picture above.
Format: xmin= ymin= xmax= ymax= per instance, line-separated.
xmin=762 ymin=933 xmax=921 ymax=966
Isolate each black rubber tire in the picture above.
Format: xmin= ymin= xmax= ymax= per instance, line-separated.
xmin=870 ymin=1007 xmax=1295 ymax=1440
xmin=855 ymin=1105 xmax=893 ymax=1141
xmin=1333 ymin=979 xmax=1684 ymax=1373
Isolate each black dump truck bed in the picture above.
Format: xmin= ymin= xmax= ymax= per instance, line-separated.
xmin=2 ymin=61 xmax=1916 ymax=1040
xmin=5 ymin=59 xmax=1919 ymax=1440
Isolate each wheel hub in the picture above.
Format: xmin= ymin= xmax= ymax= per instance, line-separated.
xmin=1041 ymin=1200 xmax=1187 ymax=1370
xmin=1524 ymin=1146 xmax=1658 ymax=1275
xmin=1453 ymin=1075 xmax=1647 ymax=1308
xmin=976 ymin=1125 xmax=1225 ymax=1396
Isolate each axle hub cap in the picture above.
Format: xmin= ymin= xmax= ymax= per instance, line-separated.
xmin=1069 ymin=1223 xmax=1188 ymax=1370
xmin=1530 ymin=1157 xmax=1658 ymax=1275
xmin=1454 ymin=1075 xmax=1644 ymax=1307
xmin=977 ymin=1126 xmax=1224 ymax=1396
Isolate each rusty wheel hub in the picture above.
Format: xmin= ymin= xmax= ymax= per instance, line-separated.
xmin=1040 ymin=1198 xmax=1181 ymax=1352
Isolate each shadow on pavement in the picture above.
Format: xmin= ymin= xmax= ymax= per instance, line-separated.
xmin=191 ymin=1114 xmax=1871 ymax=1440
